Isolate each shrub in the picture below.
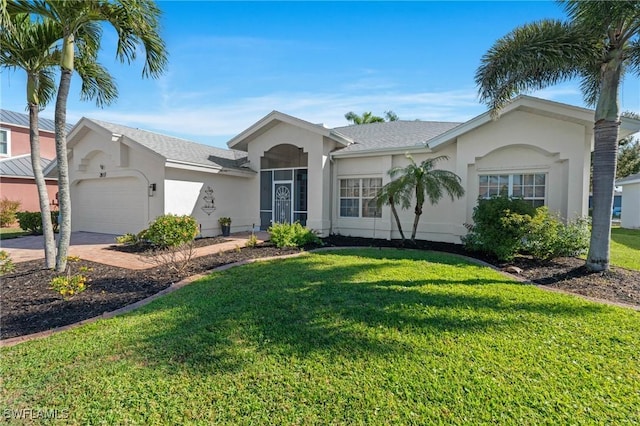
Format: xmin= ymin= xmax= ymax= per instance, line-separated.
xmin=15 ymin=211 xmax=58 ymax=235
xmin=245 ymin=233 xmax=258 ymax=248
xmin=464 ymin=197 xmax=591 ymax=262
xmin=0 ymin=198 xmax=21 ymax=227
xmin=115 ymin=231 xmax=147 ymax=246
xmin=50 ymin=256 xmax=91 ymax=299
xmin=462 ymin=196 xmax=536 ymax=261
xmin=268 ymin=222 xmax=321 ymax=248
xmin=144 ymin=214 xmax=198 ymax=248
xmin=0 ymin=250 xmax=15 ymax=275
xmin=524 ymin=208 xmax=590 ymax=260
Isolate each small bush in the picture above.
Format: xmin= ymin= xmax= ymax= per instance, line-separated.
xmin=462 ymin=196 xmax=536 ymax=261
xmin=268 ymin=222 xmax=321 ymax=248
xmin=0 ymin=250 xmax=15 ymax=275
xmin=144 ymin=214 xmax=198 ymax=248
xmin=0 ymin=198 xmax=21 ymax=227
xmin=50 ymin=256 xmax=91 ymax=299
xmin=524 ymin=208 xmax=590 ymax=260
xmin=15 ymin=211 xmax=58 ymax=235
xmin=245 ymin=233 xmax=258 ymax=248
xmin=115 ymin=231 xmax=147 ymax=246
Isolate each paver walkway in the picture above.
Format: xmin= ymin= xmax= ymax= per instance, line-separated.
xmin=1 ymin=231 xmax=270 ymax=270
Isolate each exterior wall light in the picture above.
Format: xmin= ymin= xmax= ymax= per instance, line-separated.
xmin=148 ymin=183 xmax=156 ymax=197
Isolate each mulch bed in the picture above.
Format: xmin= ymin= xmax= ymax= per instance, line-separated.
xmin=2 ymin=236 xmax=638 ymax=340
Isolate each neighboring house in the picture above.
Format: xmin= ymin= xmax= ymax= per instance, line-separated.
xmin=0 ymin=109 xmax=64 ymax=212
xmin=616 ymin=173 xmax=640 ymax=229
xmin=65 ymin=96 xmax=640 ymax=242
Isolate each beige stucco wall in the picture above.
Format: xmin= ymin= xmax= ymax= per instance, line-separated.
xmin=457 ymin=110 xmax=590 ymax=224
xmin=69 ymin=128 xmax=165 ymax=234
xmin=620 ymin=183 xmax=640 ymax=229
xmin=164 ymin=168 xmax=254 ymax=237
xmin=332 ymin=109 xmax=591 ymax=244
xmin=244 ymin=122 xmax=340 ymax=236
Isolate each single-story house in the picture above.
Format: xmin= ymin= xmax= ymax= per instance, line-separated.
xmin=616 ymin=173 xmax=640 ymax=229
xmin=65 ymin=95 xmax=640 ymax=242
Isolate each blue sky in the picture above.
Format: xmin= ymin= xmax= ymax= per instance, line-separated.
xmin=2 ymin=1 xmax=639 ymax=148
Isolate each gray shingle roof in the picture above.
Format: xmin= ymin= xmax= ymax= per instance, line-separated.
xmin=86 ymin=119 xmax=249 ymax=170
xmin=0 ymin=109 xmax=74 ymax=133
xmin=332 ymin=120 xmax=462 ymax=152
xmin=0 ymin=154 xmax=55 ymax=178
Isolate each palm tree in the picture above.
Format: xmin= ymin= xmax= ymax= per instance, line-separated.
xmin=475 ymin=0 xmax=640 ymax=272
xmin=344 ymin=111 xmax=385 ymax=125
xmin=0 ymin=13 xmax=59 ymax=268
xmin=1 ymin=12 xmax=120 ymax=268
xmin=380 ymin=155 xmax=465 ymax=242
xmin=375 ymin=177 xmax=411 ymax=241
xmin=15 ymin=0 xmax=168 ymax=271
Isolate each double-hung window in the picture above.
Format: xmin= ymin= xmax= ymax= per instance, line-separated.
xmin=0 ymin=129 xmax=9 ymax=156
xmin=479 ymin=173 xmax=546 ymax=207
xmin=339 ymin=178 xmax=382 ymax=218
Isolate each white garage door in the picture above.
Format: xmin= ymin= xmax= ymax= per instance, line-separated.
xmin=73 ymin=177 xmax=148 ymax=235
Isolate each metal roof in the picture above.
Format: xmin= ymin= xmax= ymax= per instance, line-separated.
xmin=0 ymin=109 xmax=74 ymax=133
xmin=85 ymin=119 xmax=249 ymax=170
xmin=332 ymin=120 xmax=463 ymax=153
xmin=0 ymin=154 xmax=55 ymax=178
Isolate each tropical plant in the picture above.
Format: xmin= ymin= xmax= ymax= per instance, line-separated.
xmin=11 ymin=0 xmax=168 ymax=272
xmin=617 ymin=138 xmax=640 ymax=179
xmin=475 ymin=1 xmax=640 ymax=271
xmin=0 ymin=13 xmax=61 ymax=267
xmin=0 ymin=197 xmax=21 ymax=227
xmin=344 ymin=111 xmax=385 ymax=125
xmin=379 ymin=154 xmax=464 ymax=242
xmin=268 ymin=222 xmax=321 ymax=248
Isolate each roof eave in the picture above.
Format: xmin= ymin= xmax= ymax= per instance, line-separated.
xmin=331 ymin=143 xmax=433 ymax=158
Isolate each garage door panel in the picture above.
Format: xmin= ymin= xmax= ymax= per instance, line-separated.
xmin=74 ymin=177 xmax=147 ymax=235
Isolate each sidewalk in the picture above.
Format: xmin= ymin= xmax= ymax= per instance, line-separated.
xmin=1 ymin=231 xmax=270 ymax=270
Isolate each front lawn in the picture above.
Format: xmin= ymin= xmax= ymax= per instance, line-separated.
xmin=611 ymin=227 xmax=640 ymax=270
xmin=0 ymin=227 xmax=28 ymax=240
xmin=1 ymin=249 xmax=638 ymax=424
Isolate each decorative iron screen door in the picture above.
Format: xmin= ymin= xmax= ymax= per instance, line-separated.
xmin=274 ymin=183 xmax=292 ymax=224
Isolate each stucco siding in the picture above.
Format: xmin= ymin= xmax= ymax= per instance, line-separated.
xmin=456 ymin=110 xmax=589 ymax=224
xmin=244 ymin=121 xmax=337 ymax=236
xmin=0 ymin=177 xmax=58 ymax=216
xmin=164 ymin=168 xmax=255 ymax=237
xmin=69 ymin=129 xmax=165 ymax=234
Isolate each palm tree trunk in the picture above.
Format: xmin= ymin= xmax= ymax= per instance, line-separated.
xmin=411 ymin=204 xmax=422 ymax=241
xmin=586 ymin=119 xmax=618 ymax=271
xmin=54 ymin=68 xmax=72 ymax=272
xmin=28 ymin=100 xmax=56 ymax=269
xmin=388 ymin=197 xmax=406 ymax=241
xmin=586 ymin=50 xmax=622 ymax=272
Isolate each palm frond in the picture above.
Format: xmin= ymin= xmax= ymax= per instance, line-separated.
xmin=75 ymin=55 xmax=118 ymax=108
xmin=476 ymin=19 xmax=595 ymax=116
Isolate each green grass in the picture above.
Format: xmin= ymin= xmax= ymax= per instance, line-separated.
xmin=0 ymin=227 xmax=28 ymax=240
xmin=1 ymin=249 xmax=638 ymax=424
xmin=611 ymin=227 xmax=640 ymax=270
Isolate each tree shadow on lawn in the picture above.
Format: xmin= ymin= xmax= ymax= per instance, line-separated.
xmin=611 ymin=229 xmax=640 ymax=250
xmin=123 ymin=250 xmax=607 ymax=375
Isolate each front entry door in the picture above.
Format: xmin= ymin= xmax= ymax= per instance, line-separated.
xmin=273 ymin=182 xmax=292 ymax=224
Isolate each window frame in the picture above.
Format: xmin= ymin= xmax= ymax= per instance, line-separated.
xmin=478 ymin=172 xmax=547 ymax=207
xmin=338 ymin=177 xmax=383 ymax=218
xmin=0 ymin=128 xmax=10 ymax=157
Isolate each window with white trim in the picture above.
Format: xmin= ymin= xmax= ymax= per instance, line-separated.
xmin=479 ymin=173 xmax=546 ymax=208
xmin=0 ymin=129 xmax=9 ymax=156
xmin=339 ymin=178 xmax=382 ymax=218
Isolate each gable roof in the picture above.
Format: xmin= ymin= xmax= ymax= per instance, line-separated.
xmin=0 ymin=154 xmax=55 ymax=179
xmin=227 ymin=110 xmax=352 ymax=151
xmin=0 ymin=109 xmax=74 ymax=133
xmin=332 ymin=120 xmax=462 ymax=153
xmin=72 ymin=118 xmax=250 ymax=173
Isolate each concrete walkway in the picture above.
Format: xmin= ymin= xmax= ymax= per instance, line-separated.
xmin=1 ymin=231 xmax=270 ymax=270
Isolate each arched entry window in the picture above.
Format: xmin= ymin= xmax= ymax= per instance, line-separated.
xmin=260 ymin=144 xmax=308 ymax=230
